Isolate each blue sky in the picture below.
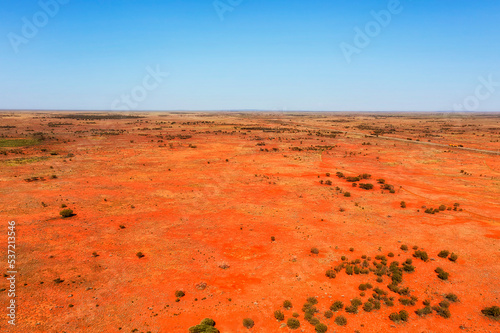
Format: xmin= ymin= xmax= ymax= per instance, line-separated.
xmin=0 ymin=0 xmax=499 ymax=111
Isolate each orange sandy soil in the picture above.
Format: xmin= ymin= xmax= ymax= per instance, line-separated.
xmin=0 ymin=111 xmax=499 ymax=333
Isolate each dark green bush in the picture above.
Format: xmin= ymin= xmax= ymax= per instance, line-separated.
xmin=292 ymin=312 xmax=299 ymax=318
xmin=400 ymin=201 xmax=406 ymax=208
xmin=400 ymin=245 xmax=408 ymax=251
xmin=438 ymin=250 xmax=449 ymax=258
xmin=136 ymin=252 xmax=145 ymax=259
xmin=433 ymin=306 xmax=451 ymax=318
xmin=175 ymin=290 xmax=185 ymax=298
xmin=345 ymin=305 xmax=358 ymax=314
xmin=449 ymin=253 xmax=458 ymax=262
xmin=481 ymin=306 xmax=500 ymax=319
xmin=307 ymin=297 xmax=318 ymax=305
xmin=413 ymin=250 xmax=429 ymax=261
xmin=274 ymin=310 xmax=285 ymax=321
xmin=344 ymin=192 xmax=351 ymax=197
xmin=435 ymin=267 xmax=449 ymax=280
xmin=315 ymin=323 xmax=328 ymax=333
xmin=330 ymin=301 xmax=343 ymax=312
xmin=324 ymin=310 xmax=333 ymax=319
xmin=363 ymin=302 xmax=374 ymax=312
xmin=287 ymin=318 xmax=300 ymax=329
xmin=242 ymin=318 xmax=254 ymax=328
xmin=189 ymin=318 xmax=219 ymax=333
xmin=59 ymin=208 xmax=74 ymax=218
xmin=415 ymin=306 xmax=432 ymax=317
xmin=325 ymin=269 xmax=336 ymax=279
xmin=334 ymin=315 xmax=347 ymax=326
xmin=351 ymin=298 xmax=362 ymax=307
xmin=311 ymin=248 xmax=319 ymax=255
xmin=308 ymin=317 xmax=320 ymax=326
xmin=283 ymin=300 xmax=293 ymax=309
xmin=445 ymin=293 xmax=459 ymax=302
xmin=439 ymin=300 xmax=450 ymax=308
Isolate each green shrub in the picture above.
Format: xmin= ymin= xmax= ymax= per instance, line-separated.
xmin=136 ymin=252 xmax=145 ymax=259
xmin=344 ymin=192 xmax=351 ymax=197
xmin=59 ymin=209 xmax=74 ymax=218
xmin=400 ymin=245 xmax=408 ymax=251
xmin=435 ymin=267 xmax=449 ymax=280
xmin=439 ymin=300 xmax=450 ymax=308
xmin=400 ymin=201 xmax=406 ymax=208
xmin=439 ymin=205 xmax=446 ymax=211
xmin=175 ymin=290 xmax=185 ymax=298
xmin=189 ymin=318 xmax=219 ymax=333
xmin=200 ymin=319 xmax=216 ymax=326
xmin=415 ymin=306 xmax=432 ymax=317
xmin=308 ymin=317 xmax=320 ymax=325
xmin=315 ymin=323 xmax=328 ymax=333
xmin=287 ymin=318 xmax=300 ymax=329
xmin=438 ymin=250 xmax=449 ymax=258
xmin=334 ymin=315 xmax=347 ymax=326
xmin=330 ymin=301 xmax=343 ymax=312
xmin=445 ymin=293 xmax=459 ymax=302
xmin=242 ymin=318 xmax=254 ymax=328
xmin=449 ymin=253 xmax=458 ymax=262
xmin=358 ymin=183 xmax=374 ymax=190
xmin=274 ymin=310 xmax=285 ymax=321
xmin=324 ymin=310 xmax=333 ymax=319
xmin=363 ymin=302 xmax=374 ymax=312
xmin=283 ymin=300 xmax=293 ymax=309
xmin=345 ymin=305 xmax=358 ymax=314
xmin=311 ymin=248 xmax=319 ymax=255
xmin=433 ymin=306 xmax=451 ymax=318
xmin=325 ymin=269 xmax=336 ymax=279
xmin=481 ymin=306 xmax=500 ymax=320
xmin=389 ymin=310 xmax=409 ymax=323
xmin=307 ymin=297 xmax=318 ymax=305
xmin=388 ymin=252 xmax=395 ymax=257
xmin=292 ymin=312 xmax=299 ymax=318
xmin=413 ymin=250 xmax=428 ymax=261
xmin=351 ymin=298 xmax=362 ymax=307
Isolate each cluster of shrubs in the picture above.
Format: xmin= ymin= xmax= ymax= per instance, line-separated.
xmin=413 ymin=250 xmax=429 ymax=262
xmin=301 ymin=297 xmax=330 ymax=331
xmin=424 ymin=204 xmax=461 ymax=214
xmin=380 ymin=183 xmax=395 ymax=193
xmin=358 ymin=183 xmax=374 ymax=190
xmin=438 ymin=250 xmax=458 ymax=262
xmin=389 ymin=310 xmax=409 ymax=323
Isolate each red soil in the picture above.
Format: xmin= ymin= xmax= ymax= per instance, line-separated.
xmin=0 ymin=111 xmax=499 ymax=332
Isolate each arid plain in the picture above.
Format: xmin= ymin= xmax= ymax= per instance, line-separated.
xmin=0 ymin=111 xmax=499 ymax=333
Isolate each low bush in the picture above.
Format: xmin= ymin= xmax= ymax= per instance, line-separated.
xmin=435 ymin=267 xmax=449 ymax=280
xmin=188 ymin=318 xmax=219 ymax=333
xmin=413 ymin=250 xmax=429 ymax=262
xmin=60 ymin=209 xmax=74 ymax=218
xmin=287 ymin=318 xmax=300 ymax=329
xmin=315 ymin=323 xmax=328 ymax=333
xmin=242 ymin=318 xmax=254 ymax=328
xmin=389 ymin=310 xmax=409 ymax=323
xmin=449 ymin=253 xmax=458 ymax=262
xmin=175 ymin=290 xmax=185 ymax=298
xmin=311 ymin=248 xmax=319 ymax=255
xmin=325 ymin=269 xmax=336 ymax=279
xmin=307 ymin=297 xmax=318 ymax=305
xmin=481 ymin=306 xmax=500 ymax=320
xmin=445 ymin=294 xmax=459 ymax=302
xmin=330 ymin=301 xmax=343 ymax=312
xmin=274 ymin=310 xmax=285 ymax=321
xmin=433 ymin=305 xmax=451 ymax=318
xmin=400 ymin=245 xmax=408 ymax=251
xmin=324 ymin=310 xmax=333 ymax=319
xmin=438 ymin=250 xmax=449 ymax=258
xmin=334 ymin=315 xmax=347 ymax=326
xmin=283 ymin=300 xmax=293 ymax=309
xmin=415 ymin=306 xmax=432 ymax=317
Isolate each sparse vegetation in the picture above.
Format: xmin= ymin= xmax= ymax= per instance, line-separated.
xmin=189 ymin=318 xmax=219 ymax=333
xmin=435 ymin=267 xmax=449 ymax=280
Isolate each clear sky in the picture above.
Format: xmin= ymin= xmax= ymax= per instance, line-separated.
xmin=1 ymin=0 xmax=499 ymax=111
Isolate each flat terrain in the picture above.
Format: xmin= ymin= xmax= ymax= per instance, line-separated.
xmin=0 ymin=111 xmax=499 ymax=333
